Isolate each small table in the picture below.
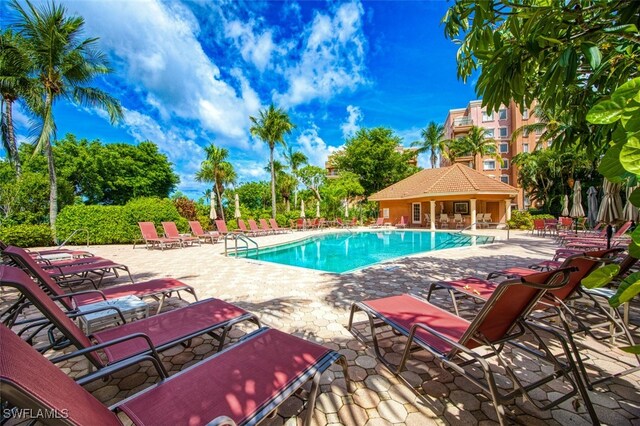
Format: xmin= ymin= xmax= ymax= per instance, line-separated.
xmin=77 ymin=296 xmax=148 ymax=333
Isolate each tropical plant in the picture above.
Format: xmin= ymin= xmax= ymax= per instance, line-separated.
xmin=453 ymin=126 xmax=502 ymax=169
xmin=11 ymin=0 xmax=123 ymax=232
xmin=297 ymin=165 xmax=326 ymax=202
xmin=0 ymin=29 xmax=38 ymax=177
xmin=411 ymin=122 xmax=444 ymax=168
xmin=283 ymin=145 xmax=308 ymax=207
xmin=195 ymin=143 xmax=235 ymax=222
xmin=249 ymin=104 xmax=296 ymax=218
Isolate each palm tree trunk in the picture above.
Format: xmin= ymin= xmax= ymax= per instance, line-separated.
xmin=270 ymin=147 xmax=276 ymax=218
xmin=46 ymin=140 xmax=58 ymax=235
xmin=215 ymin=184 xmax=225 ymax=222
xmin=430 ymin=150 xmax=437 ymax=169
xmin=4 ymin=99 xmax=21 ymax=177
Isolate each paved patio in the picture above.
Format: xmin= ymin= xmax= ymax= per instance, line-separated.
xmin=6 ymin=228 xmax=640 ymax=425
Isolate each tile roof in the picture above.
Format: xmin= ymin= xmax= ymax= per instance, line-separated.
xmin=369 ymin=163 xmax=519 ymax=201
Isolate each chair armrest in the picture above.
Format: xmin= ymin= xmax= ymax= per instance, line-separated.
xmin=66 ymin=305 xmax=127 ymax=323
xmin=77 ymin=353 xmax=167 ymax=387
xmin=52 ymin=289 xmax=108 ymax=303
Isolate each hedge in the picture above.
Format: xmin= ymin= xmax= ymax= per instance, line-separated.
xmin=56 ymin=197 xmax=188 ymax=245
xmin=507 ymin=210 xmax=557 ymax=230
xmin=0 ymin=224 xmax=53 ymax=248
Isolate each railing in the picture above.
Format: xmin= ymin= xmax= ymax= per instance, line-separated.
xmin=57 ymin=228 xmax=90 ymax=248
xmin=453 ymin=117 xmax=473 ymax=126
xmin=224 ymin=233 xmax=259 ymax=257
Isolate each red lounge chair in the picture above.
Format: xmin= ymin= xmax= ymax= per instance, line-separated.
xmin=371 ymin=217 xmax=384 ymax=228
xmin=0 ymin=239 xmax=94 ymax=259
xmin=162 ymin=221 xmax=201 ymax=247
xmin=189 ymin=221 xmax=219 ymax=244
xmin=335 ymin=218 xmax=346 ymax=228
xmin=37 ymin=254 xmax=135 ymax=288
xmin=3 ymin=246 xmax=197 ymax=315
xmin=349 ymin=268 xmax=599 ymax=424
xmin=248 ymin=219 xmax=267 ymax=236
xmin=532 ymin=218 xmax=545 ymax=236
xmin=0 ymin=323 xmax=350 ymax=426
xmin=259 ymin=218 xmax=275 ymax=234
xmin=293 ymin=218 xmax=305 ymax=230
xmin=395 ymin=216 xmax=408 ymax=228
xmin=215 ymin=219 xmax=243 ymax=237
xmin=269 ymin=218 xmax=291 ymax=233
xmin=237 ymin=219 xmax=261 ymax=236
xmin=138 ymin=222 xmax=180 ymax=250
xmin=0 ymin=265 xmax=259 ymax=371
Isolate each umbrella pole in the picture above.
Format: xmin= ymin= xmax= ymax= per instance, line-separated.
xmin=606 ymin=224 xmax=613 ymax=249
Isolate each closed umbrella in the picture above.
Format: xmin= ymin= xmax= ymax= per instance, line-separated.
xmin=344 ymin=199 xmax=349 ymax=218
xmin=316 ymin=201 xmax=320 ymax=218
xmin=209 ymin=191 xmax=217 ymax=220
xmin=234 ymin=193 xmax=241 ymax=219
xmin=300 ymin=199 xmax=306 ymax=218
xmin=587 ymin=186 xmax=598 ymax=228
xmin=597 ymin=178 xmax=623 ymax=223
xmin=623 ymin=184 xmax=639 ymax=222
xmin=569 ymin=180 xmax=585 ymax=218
xmin=561 ymin=195 xmax=569 ymax=217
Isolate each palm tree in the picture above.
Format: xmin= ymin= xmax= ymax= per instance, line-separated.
xmin=456 ymin=126 xmax=502 ymax=169
xmin=195 ymin=144 xmax=235 ymax=222
xmin=249 ymin=104 xmax=295 ymax=218
xmin=411 ymin=122 xmax=444 ymax=168
xmin=11 ymin=0 xmax=123 ymax=231
xmin=0 ymin=30 xmax=38 ymax=177
xmin=283 ymin=145 xmax=308 ymax=208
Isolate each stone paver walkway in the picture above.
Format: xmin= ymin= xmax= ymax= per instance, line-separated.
xmin=5 ymin=228 xmax=639 ymax=425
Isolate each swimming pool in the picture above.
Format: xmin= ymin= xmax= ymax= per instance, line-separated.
xmin=243 ymin=230 xmax=493 ymax=273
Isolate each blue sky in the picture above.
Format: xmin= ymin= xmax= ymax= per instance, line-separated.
xmin=4 ymin=0 xmax=478 ymax=199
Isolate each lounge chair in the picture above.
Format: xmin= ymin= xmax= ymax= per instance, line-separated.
xmin=215 ymin=219 xmax=243 ymax=238
xmin=2 ymin=246 xmax=198 ymax=316
xmin=237 ymin=219 xmax=261 ymax=237
xmin=162 ymin=222 xmax=201 ymax=247
xmin=531 ymin=218 xmax=545 ymax=236
xmin=269 ymin=218 xmax=291 ymax=233
xmin=439 ymin=213 xmax=449 ymax=228
xmin=348 ymin=268 xmax=599 ymax=424
xmin=189 ymin=221 xmax=219 ymax=244
xmin=259 ymin=218 xmax=275 ymax=235
xmin=0 ymin=265 xmax=260 ymax=371
xmin=481 ymin=212 xmax=492 ymax=228
xmin=335 ymin=218 xmax=346 ymax=228
xmin=348 ymin=218 xmax=358 ymax=227
xmin=0 ymin=322 xmax=350 ymax=426
xmin=427 ymin=250 xmax=638 ymax=390
xmin=138 ymin=222 xmax=181 ymax=250
xmin=248 ymin=219 xmax=267 ymax=236
xmin=395 ymin=216 xmax=408 ymax=228
xmin=371 ymin=217 xmax=384 ymax=228
xmin=563 ymin=221 xmax=632 ymax=249
xmin=293 ymin=218 xmax=306 ymax=230
xmin=453 ymin=213 xmax=464 ymax=229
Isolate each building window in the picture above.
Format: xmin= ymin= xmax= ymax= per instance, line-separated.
xmin=499 ymin=143 xmax=509 ymax=153
xmin=499 ymin=127 xmax=508 ymax=138
xmin=535 ymin=127 xmax=543 ymax=135
xmin=522 ymin=108 xmax=529 ymax=119
xmin=501 ymin=159 xmax=509 ymax=169
xmin=523 ymin=143 xmax=530 ymax=153
xmin=498 ymin=108 xmax=507 ymax=120
xmin=482 ymin=111 xmax=494 ymax=122
xmin=484 ymin=128 xmax=495 ymax=138
xmin=483 ymin=160 xmax=496 ymax=170
xmin=412 ymin=203 xmax=421 ymax=224
xmin=500 ymin=175 xmax=509 ymax=184
xmin=382 ymin=208 xmax=389 ymax=219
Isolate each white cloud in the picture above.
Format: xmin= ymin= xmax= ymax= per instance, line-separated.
xmin=340 ymin=105 xmax=362 ymax=139
xmin=69 ymin=0 xmax=259 ymax=143
xmin=224 ymin=20 xmax=278 ymax=72
xmin=274 ymin=1 xmax=367 ymax=107
xmin=296 ymin=125 xmax=339 ymax=167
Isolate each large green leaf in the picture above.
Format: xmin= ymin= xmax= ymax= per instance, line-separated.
xmin=581 ymin=42 xmax=601 ymax=70
xmin=620 ymin=133 xmax=640 ymax=176
xmin=632 ymin=226 xmax=640 ymax=245
xmin=629 ymin=242 xmax=640 ymax=259
xmin=630 ymin=188 xmax=640 ymax=208
xmin=620 ymin=102 xmax=640 ymax=133
xmin=611 ymin=77 xmax=640 ymax=105
xmin=587 ymin=99 xmax=626 ymax=124
xmin=621 ymin=345 xmax=640 ymax=355
xmin=582 ymin=264 xmax=620 ymax=289
xmin=597 ymin=143 xmax=627 ymax=182
xmin=609 ymin=272 xmax=640 ymax=308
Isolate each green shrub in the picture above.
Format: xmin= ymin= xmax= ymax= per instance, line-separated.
xmin=0 ymin=224 xmax=53 ymax=247
xmin=507 ymin=210 xmax=533 ymax=230
xmin=531 ymin=214 xmax=556 ymax=220
xmin=275 ymin=214 xmax=288 ymax=227
xmin=123 ymin=197 xmax=188 ymax=233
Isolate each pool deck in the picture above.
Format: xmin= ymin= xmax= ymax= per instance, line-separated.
xmin=9 ymin=228 xmax=640 ymax=425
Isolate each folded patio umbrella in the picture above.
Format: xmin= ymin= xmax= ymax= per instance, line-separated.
xmin=316 ymin=201 xmax=320 ymax=218
xmin=587 ymin=186 xmax=598 ymax=228
xmin=234 ymin=193 xmax=241 ymax=219
xmin=561 ymin=195 xmax=569 ymax=217
xmin=569 ymin=180 xmax=585 ymax=218
xmin=345 ymin=199 xmax=349 ymax=218
xmin=300 ymin=199 xmax=306 ymax=218
xmin=209 ymin=191 xmax=217 ymax=220
xmin=597 ymin=178 xmax=623 ymax=223
xmin=623 ymin=184 xmax=639 ymax=222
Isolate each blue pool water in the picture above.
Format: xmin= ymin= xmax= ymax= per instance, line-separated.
xmin=244 ymin=230 xmax=492 ymax=273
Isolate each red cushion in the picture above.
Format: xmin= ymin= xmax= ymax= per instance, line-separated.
xmin=73 ymin=278 xmax=191 ymax=306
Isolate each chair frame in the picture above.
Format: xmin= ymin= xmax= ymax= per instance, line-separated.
xmin=161 ymin=222 xmax=201 ymax=247
xmin=188 ymin=221 xmax=219 ymax=244
xmin=138 ymin=222 xmax=181 ymax=250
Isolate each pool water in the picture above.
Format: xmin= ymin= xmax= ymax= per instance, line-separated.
xmin=244 ymin=230 xmax=492 ymax=273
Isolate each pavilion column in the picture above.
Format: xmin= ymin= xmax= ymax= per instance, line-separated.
xmin=505 ymin=199 xmax=512 ymax=222
xmin=470 ymin=198 xmax=477 ymax=231
xmin=429 ymin=200 xmax=436 ymax=230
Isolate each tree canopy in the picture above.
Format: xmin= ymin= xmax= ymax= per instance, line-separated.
xmin=334 ymin=127 xmax=418 ymax=196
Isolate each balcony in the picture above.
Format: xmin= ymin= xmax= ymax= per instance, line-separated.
xmin=453 ymin=117 xmax=473 ymax=127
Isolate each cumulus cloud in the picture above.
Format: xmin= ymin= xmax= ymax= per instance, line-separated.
xmin=68 ymin=0 xmax=259 ymax=143
xmin=224 ymin=20 xmax=278 ymax=72
xmin=274 ymin=1 xmax=367 ymax=107
xmin=340 ymin=105 xmax=363 ymax=139
xmin=296 ymin=125 xmax=339 ymax=167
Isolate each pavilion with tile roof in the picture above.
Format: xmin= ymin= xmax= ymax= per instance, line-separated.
xmin=369 ymin=163 xmax=519 ymax=230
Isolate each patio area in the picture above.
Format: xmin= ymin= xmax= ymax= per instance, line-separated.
xmin=8 ymin=228 xmax=640 ymax=425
